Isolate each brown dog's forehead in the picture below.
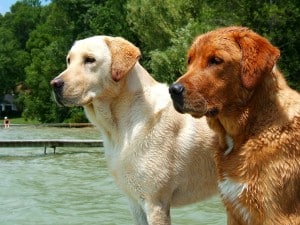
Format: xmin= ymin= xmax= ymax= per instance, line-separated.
xmin=188 ymin=30 xmax=241 ymax=64
xmin=190 ymin=26 xmax=253 ymax=51
xmin=194 ymin=29 xmax=239 ymax=49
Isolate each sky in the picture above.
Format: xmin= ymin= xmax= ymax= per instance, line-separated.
xmin=0 ymin=0 xmax=16 ymax=14
xmin=0 ymin=0 xmax=49 ymax=15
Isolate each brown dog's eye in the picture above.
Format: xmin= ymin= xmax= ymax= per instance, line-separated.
xmin=67 ymin=57 xmax=70 ymax=65
xmin=84 ymin=57 xmax=96 ymax=64
xmin=208 ymin=57 xmax=223 ymax=66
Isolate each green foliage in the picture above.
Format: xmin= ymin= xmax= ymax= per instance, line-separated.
xmin=144 ymin=3 xmax=226 ymax=82
xmin=23 ymin=2 xmax=75 ymax=122
xmin=86 ymin=1 xmax=134 ymax=39
xmin=251 ymin=0 xmax=300 ymax=90
xmin=8 ymin=0 xmax=42 ymax=48
xmin=64 ymin=108 xmax=88 ymax=123
xmin=149 ymin=22 xmax=198 ymax=83
xmin=127 ymin=0 xmax=192 ymax=51
xmin=0 ymin=0 xmax=299 ymax=122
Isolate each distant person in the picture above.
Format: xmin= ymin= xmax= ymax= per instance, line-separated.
xmin=4 ymin=117 xmax=10 ymax=128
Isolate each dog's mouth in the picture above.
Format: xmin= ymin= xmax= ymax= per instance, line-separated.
xmin=51 ymin=87 xmax=81 ymax=107
xmin=170 ymin=95 xmax=219 ymax=118
xmin=52 ymin=91 xmax=64 ymax=107
xmin=171 ymin=98 xmax=184 ymax=114
xmin=171 ymin=99 xmax=214 ymax=118
xmin=170 ymin=94 xmax=217 ymax=118
xmin=169 ymin=82 xmax=219 ymax=118
xmin=51 ymin=78 xmax=94 ymax=107
xmin=205 ymin=107 xmax=219 ymax=117
xmin=52 ymin=92 xmax=92 ymax=107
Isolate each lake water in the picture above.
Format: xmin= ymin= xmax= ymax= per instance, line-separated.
xmin=0 ymin=125 xmax=226 ymax=225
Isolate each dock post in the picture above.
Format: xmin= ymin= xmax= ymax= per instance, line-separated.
xmin=44 ymin=145 xmax=47 ymax=154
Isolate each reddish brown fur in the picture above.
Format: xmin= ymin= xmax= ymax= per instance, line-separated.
xmin=173 ymin=26 xmax=300 ymax=224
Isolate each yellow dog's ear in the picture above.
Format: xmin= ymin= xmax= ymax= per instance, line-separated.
xmin=235 ymin=28 xmax=280 ymax=90
xmin=105 ymin=37 xmax=141 ymax=82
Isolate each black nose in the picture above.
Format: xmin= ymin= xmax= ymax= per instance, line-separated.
xmin=169 ymin=83 xmax=185 ymax=113
xmin=50 ymin=78 xmax=64 ymax=89
xmin=169 ymin=83 xmax=184 ymax=96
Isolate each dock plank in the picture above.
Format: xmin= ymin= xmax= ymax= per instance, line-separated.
xmin=0 ymin=140 xmax=104 ymax=148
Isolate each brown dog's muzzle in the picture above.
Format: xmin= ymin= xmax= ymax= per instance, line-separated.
xmin=169 ymin=82 xmax=219 ymax=118
xmin=169 ymin=82 xmax=185 ymax=113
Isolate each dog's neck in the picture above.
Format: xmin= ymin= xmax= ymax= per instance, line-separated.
xmin=209 ymin=67 xmax=295 ymax=150
xmin=126 ymin=62 xmax=157 ymax=92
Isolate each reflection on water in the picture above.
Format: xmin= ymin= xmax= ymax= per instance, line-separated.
xmin=0 ymin=126 xmax=226 ymax=225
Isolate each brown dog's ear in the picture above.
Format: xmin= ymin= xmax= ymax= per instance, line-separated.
xmin=104 ymin=37 xmax=141 ymax=82
xmin=235 ymin=29 xmax=280 ymax=90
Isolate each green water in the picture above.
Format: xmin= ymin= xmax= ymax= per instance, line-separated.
xmin=0 ymin=126 xmax=226 ymax=225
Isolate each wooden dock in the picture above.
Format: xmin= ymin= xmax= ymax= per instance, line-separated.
xmin=0 ymin=139 xmax=104 ymax=154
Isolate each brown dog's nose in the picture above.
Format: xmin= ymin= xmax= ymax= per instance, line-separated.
xmin=50 ymin=78 xmax=64 ymax=89
xmin=169 ymin=83 xmax=185 ymax=113
xmin=169 ymin=83 xmax=184 ymax=96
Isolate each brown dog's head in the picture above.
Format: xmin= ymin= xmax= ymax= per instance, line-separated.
xmin=169 ymin=26 xmax=280 ymax=118
xmin=50 ymin=36 xmax=140 ymax=106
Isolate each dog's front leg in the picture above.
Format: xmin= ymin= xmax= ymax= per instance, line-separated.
xmin=128 ymin=199 xmax=148 ymax=225
xmin=145 ymin=201 xmax=171 ymax=225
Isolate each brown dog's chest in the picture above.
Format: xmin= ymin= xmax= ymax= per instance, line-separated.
xmin=216 ymin=143 xmax=275 ymax=225
xmin=215 ymin=123 xmax=300 ymax=224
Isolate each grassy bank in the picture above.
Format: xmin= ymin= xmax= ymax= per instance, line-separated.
xmin=5 ymin=117 xmax=40 ymax=125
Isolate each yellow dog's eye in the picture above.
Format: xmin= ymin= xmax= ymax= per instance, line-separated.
xmin=84 ymin=57 xmax=96 ymax=64
xmin=208 ymin=57 xmax=223 ymax=66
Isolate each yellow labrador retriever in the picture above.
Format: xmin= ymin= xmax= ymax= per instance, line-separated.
xmin=50 ymin=36 xmax=217 ymax=225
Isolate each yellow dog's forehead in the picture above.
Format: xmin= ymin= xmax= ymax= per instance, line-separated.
xmin=70 ymin=36 xmax=110 ymax=55
xmin=67 ymin=36 xmax=112 ymax=62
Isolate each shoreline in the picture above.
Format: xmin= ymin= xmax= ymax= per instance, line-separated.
xmin=3 ymin=123 xmax=94 ymax=128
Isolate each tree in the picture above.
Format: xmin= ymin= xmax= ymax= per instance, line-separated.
xmin=85 ymin=0 xmax=137 ymax=42
xmin=8 ymin=0 xmax=42 ymax=48
xmin=23 ymin=0 xmax=113 ymax=122
xmin=127 ymin=0 xmax=300 ymax=89
xmin=246 ymin=0 xmax=300 ymax=90
xmin=0 ymin=0 xmax=41 ymax=112
xmin=1 ymin=0 xmax=299 ymax=122
xmin=23 ymin=3 xmax=75 ymax=122
xmin=126 ymin=0 xmax=231 ymax=82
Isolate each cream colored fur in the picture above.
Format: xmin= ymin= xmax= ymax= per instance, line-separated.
xmin=51 ymin=36 xmax=217 ymax=225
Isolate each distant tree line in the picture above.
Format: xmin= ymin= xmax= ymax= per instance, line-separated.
xmin=0 ymin=0 xmax=299 ymax=122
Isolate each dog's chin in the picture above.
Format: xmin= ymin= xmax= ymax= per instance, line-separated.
xmin=53 ymin=97 xmax=75 ymax=107
xmin=52 ymin=92 xmax=93 ymax=107
xmin=52 ymin=92 xmax=66 ymax=107
xmin=178 ymin=105 xmax=220 ymax=118
xmin=189 ymin=112 xmax=205 ymax=118
xmin=185 ymin=109 xmax=207 ymax=118
xmin=173 ymin=103 xmax=207 ymax=119
xmin=172 ymin=102 xmax=184 ymax=114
